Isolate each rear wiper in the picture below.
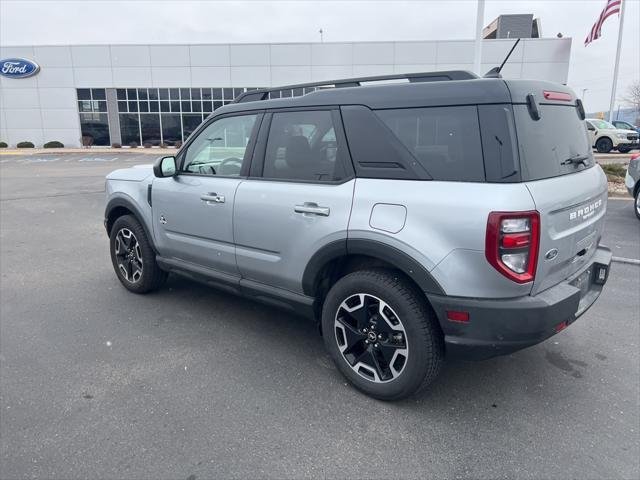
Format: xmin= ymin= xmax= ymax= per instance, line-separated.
xmin=561 ymin=154 xmax=589 ymax=166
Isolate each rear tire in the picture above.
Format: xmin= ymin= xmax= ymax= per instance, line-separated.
xmin=110 ymin=215 xmax=167 ymax=293
xmin=596 ymin=137 xmax=613 ymax=153
xmin=322 ymin=269 xmax=444 ymax=401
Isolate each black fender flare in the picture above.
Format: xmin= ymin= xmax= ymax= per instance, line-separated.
xmin=302 ymin=238 xmax=445 ymax=297
xmin=104 ymin=196 xmax=158 ymax=252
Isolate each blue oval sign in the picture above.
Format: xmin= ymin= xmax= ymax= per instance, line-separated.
xmin=0 ymin=58 xmax=40 ymax=78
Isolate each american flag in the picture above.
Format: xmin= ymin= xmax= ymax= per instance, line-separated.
xmin=585 ymin=0 xmax=622 ymax=45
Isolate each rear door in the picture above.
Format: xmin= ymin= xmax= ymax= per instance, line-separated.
xmin=512 ymin=102 xmax=608 ymax=295
xmin=233 ymin=109 xmax=355 ymax=293
xmin=151 ymin=112 xmax=262 ymax=274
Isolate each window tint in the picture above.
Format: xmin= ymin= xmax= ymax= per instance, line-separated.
xmin=375 ymin=106 xmax=485 ymax=182
xmin=514 ymin=105 xmax=593 ymax=181
xmin=182 ymin=114 xmax=258 ymax=177
xmin=263 ymin=110 xmax=347 ymax=182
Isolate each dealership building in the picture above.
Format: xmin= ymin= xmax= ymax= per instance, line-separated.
xmin=0 ymin=36 xmax=571 ymax=148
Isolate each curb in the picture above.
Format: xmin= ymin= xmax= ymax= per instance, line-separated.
xmin=612 ymin=256 xmax=640 ymax=266
xmin=0 ymin=148 xmax=176 ymax=155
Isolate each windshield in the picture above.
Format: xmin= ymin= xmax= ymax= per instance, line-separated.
xmin=589 ymin=119 xmax=616 ymax=129
xmin=514 ymin=105 xmax=594 ymax=181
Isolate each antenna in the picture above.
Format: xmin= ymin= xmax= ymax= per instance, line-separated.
xmin=483 ymin=38 xmax=521 ymax=78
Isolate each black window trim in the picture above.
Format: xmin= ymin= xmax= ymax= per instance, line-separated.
xmin=248 ymin=106 xmax=355 ymax=185
xmin=175 ymin=110 xmax=265 ymax=179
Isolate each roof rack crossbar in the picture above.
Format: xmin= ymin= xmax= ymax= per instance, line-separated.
xmin=233 ymin=70 xmax=478 ymax=104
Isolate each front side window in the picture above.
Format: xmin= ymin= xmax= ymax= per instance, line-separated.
xmin=182 ymin=114 xmax=258 ymax=177
xmin=263 ymin=110 xmax=347 ymax=182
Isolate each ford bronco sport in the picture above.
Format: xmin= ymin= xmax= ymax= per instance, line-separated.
xmin=105 ymin=70 xmax=611 ymax=400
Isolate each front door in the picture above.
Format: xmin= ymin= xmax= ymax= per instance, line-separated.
xmin=234 ymin=109 xmax=355 ymax=293
xmin=152 ymin=112 xmax=262 ymax=275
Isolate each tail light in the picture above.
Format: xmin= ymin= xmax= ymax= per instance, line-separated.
xmin=486 ymin=211 xmax=540 ymax=284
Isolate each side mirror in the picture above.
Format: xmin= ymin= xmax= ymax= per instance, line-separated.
xmin=586 ymin=124 xmax=595 ymax=131
xmin=153 ymin=156 xmax=177 ymax=178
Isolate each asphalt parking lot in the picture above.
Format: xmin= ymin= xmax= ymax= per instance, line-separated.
xmin=1 ymin=153 xmax=639 ymax=479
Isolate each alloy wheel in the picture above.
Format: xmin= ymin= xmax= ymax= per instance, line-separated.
xmin=334 ymin=293 xmax=409 ymax=383
xmin=114 ymin=228 xmax=143 ymax=283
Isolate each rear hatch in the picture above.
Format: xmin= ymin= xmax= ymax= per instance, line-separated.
xmin=509 ymin=83 xmax=608 ymax=295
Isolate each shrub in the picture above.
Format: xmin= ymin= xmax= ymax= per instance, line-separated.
xmin=143 ymin=143 xmax=152 ymax=148
xmin=17 ymin=141 xmax=35 ymax=148
xmin=159 ymin=143 xmax=168 ymax=149
xmin=174 ymin=141 xmax=182 ymax=148
xmin=81 ymin=135 xmax=94 ymax=147
xmin=43 ymin=140 xmax=64 ymax=148
xmin=111 ymin=142 xmax=122 ymax=148
xmin=0 ymin=141 xmax=7 ymax=148
xmin=128 ymin=141 xmax=139 ymax=148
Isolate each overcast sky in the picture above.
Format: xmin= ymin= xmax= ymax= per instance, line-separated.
xmin=1 ymin=0 xmax=638 ymax=111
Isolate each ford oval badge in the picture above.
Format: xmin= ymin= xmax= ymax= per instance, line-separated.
xmin=545 ymin=248 xmax=559 ymax=261
xmin=0 ymin=58 xmax=40 ymax=79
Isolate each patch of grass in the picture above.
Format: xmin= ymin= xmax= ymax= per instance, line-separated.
xmin=601 ymin=163 xmax=627 ymax=179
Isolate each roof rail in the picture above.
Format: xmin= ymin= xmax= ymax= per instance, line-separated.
xmin=233 ymin=70 xmax=478 ymax=104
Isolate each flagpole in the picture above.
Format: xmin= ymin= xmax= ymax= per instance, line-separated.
xmin=608 ymin=0 xmax=625 ymax=121
xmin=473 ymin=0 xmax=486 ymax=75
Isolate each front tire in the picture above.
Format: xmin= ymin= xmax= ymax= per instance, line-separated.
xmin=618 ymin=147 xmax=630 ymax=154
xmin=109 ymin=215 xmax=167 ymax=293
xmin=322 ymin=269 xmax=444 ymax=401
xmin=635 ymin=188 xmax=640 ymax=220
xmin=596 ymin=137 xmax=613 ymax=153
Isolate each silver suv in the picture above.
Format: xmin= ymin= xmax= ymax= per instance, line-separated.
xmin=105 ymin=72 xmax=612 ymax=400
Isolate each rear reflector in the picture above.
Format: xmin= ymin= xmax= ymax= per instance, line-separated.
xmin=543 ymin=91 xmax=572 ymax=102
xmin=555 ymin=321 xmax=568 ymax=333
xmin=447 ymin=310 xmax=469 ymax=323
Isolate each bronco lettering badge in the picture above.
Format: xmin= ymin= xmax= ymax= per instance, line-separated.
xmin=569 ymin=199 xmax=602 ymax=221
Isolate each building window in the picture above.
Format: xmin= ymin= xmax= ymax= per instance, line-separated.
xmin=77 ymin=89 xmax=110 ymax=146
xmin=108 ymin=87 xmax=259 ymax=146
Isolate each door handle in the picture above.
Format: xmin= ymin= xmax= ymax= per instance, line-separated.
xmin=200 ymin=192 xmax=225 ymax=204
xmin=294 ymin=202 xmax=330 ymax=216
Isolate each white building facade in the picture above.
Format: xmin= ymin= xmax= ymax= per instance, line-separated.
xmin=0 ymin=38 xmax=571 ymax=148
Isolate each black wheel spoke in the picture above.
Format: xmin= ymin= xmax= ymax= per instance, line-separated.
xmin=355 ymin=348 xmax=386 ymax=380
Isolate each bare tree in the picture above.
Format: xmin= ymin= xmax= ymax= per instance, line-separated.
xmin=623 ymin=81 xmax=640 ymax=111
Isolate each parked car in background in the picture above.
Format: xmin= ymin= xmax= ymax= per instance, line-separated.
xmin=586 ymin=118 xmax=639 ymax=153
xmin=612 ymin=120 xmax=640 ymax=135
xmin=625 ymin=152 xmax=640 ymax=220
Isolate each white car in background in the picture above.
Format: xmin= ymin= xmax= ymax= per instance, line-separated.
xmin=585 ymin=118 xmax=639 ymax=154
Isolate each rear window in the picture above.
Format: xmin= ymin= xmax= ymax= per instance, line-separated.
xmin=375 ymin=106 xmax=485 ymax=182
xmin=514 ymin=104 xmax=594 ymax=181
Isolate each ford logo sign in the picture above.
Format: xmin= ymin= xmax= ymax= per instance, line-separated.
xmin=0 ymin=58 xmax=40 ymax=79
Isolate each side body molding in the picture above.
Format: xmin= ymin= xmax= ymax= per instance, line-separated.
xmin=301 ymin=238 xmax=445 ymax=296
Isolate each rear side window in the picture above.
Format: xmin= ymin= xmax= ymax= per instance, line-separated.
xmin=514 ymin=105 xmax=594 ymax=181
xmin=263 ymin=110 xmax=348 ymax=182
xmin=375 ymin=106 xmax=485 ymax=182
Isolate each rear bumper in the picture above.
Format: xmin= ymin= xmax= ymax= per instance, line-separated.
xmin=427 ymin=245 xmax=612 ymax=360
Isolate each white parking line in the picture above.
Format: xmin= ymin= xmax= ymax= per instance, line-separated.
xmin=612 ymin=256 xmax=640 ymax=265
